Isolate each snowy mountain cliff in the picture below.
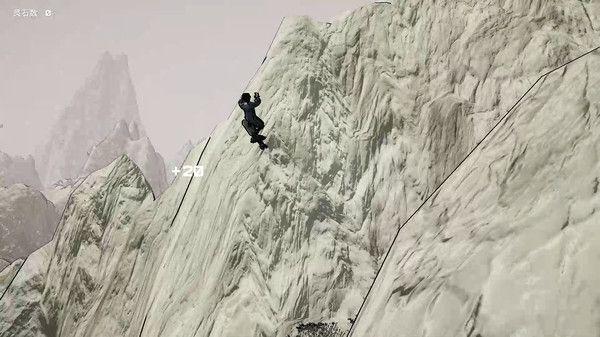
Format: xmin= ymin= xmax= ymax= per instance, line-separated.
xmin=2 ymin=1 xmax=600 ymax=337
xmin=82 ymin=119 xmax=168 ymax=195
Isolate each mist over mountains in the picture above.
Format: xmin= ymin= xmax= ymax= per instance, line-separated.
xmin=0 ymin=52 xmax=172 ymax=270
xmin=1 ymin=1 xmax=600 ymax=337
xmin=34 ymin=52 xmax=167 ymax=195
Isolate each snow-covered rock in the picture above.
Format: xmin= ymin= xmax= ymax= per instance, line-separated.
xmin=0 ymin=248 xmax=50 ymax=335
xmin=42 ymin=184 xmax=74 ymax=216
xmin=0 ymin=184 xmax=58 ymax=264
xmin=0 ymin=155 xmax=153 ymax=336
xmin=2 ymin=1 xmax=600 ymax=337
xmin=350 ymin=46 xmax=600 ymax=337
xmin=0 ymin=259 xmax=9 ymax=273
xmin=35 ymin=52 xmax=166 ymax=192
xmin=0 ymin=259 xmax=23 ymax=291
xmin=0 ymin=151 xmax=42 ymax=189
xmin=83 ymin=119 xmax=168 ymax=195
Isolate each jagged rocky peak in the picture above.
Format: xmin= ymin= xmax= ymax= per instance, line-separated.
xmin=113 ymin=119 xmax=133 ymax=138
xmin=35 ymin=51 xmax=149 ymax=188
xmin=87 ymin=52 xmax=139 ymax=119
xmin=110 ymin=119 xmax=142 ymax=141
xmin=128 ymin=119 xmax=142 ymax=140
xmin=83 ymin=119 xmax=168 ymax=195
xmin=1 ymin=1 xmax=599 ymax=337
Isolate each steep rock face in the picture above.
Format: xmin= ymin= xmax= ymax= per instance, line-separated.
xmin=0 ymin=259 xmax=8 ymax=272
xmin=350 ymin=51 xmax=600 ymax=337
xmin=35 ymin=52 xmax=163 ymax=189
xmin=0 ymin=184 xmax=58 ymax=264
xmin=0 ymin=151 xmax=42 ymax=189
xmin=83 ymin=119 xmax=168 ymax=195
xmin=0 ymin=252 xmax=47 ymax=337
xmin=0 ymin=259 xmax=22 ymax=288
xmin=1 ymin=1 xmax=600 ymax=337
xmin=0 ymin=156 xmax=153 ymax=336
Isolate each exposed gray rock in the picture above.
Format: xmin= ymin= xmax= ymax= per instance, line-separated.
xmin=0 ymin=184 xmax=58 ymax=264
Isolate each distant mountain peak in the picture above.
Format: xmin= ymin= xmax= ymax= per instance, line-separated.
xmin=35 ymin=52 xmax=153 ymax=188
xmin=0 ymin=151 xmax=42 ymax=189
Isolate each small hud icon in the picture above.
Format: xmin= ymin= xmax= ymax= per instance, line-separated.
xmin=13 ymin=9 xmax=54 ymax=17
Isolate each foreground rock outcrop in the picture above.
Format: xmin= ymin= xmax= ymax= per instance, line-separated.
xmin=0 ymin=156 xmax=153 ymax=336
xmin=1 ymin=1 xmax=599 ymax=336
xmin=0 ymin=259 xmax=23 ymax=294
xmin=0 ymin=184 xmax=58 ymax=266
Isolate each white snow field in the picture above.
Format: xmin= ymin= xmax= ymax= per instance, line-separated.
xmin=1 ymin=1 xmax=600 ymax=337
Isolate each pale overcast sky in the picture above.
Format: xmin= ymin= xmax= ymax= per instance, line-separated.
xmin=0 ymin=0 xmax=373 ymax=159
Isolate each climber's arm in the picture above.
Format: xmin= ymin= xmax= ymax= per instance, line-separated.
xmin=251 ymin=93 xmax=261 ymax=107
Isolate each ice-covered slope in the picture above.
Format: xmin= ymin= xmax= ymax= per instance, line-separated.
xmin=0 ymin=155 xmax=153 ymax=336
xmin=1 ymin=1 xmax=600 ymax=336
xmin=35 ymin=52 xmax=164 ymax=189
xmin=83 ymin=119 xmax=168 ymax=195
xmin=350 ymin=46 xmax=600 ymax=337
xmin=0 ymin=184 xmax=58 ymax=264
xmin=0 ymin=151 xmax=42 ymax=189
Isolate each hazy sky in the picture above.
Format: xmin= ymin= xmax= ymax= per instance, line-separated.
xmin=0 ymin=0 xmax=372 ymax=159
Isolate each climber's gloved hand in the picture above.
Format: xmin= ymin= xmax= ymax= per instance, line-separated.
xmin=253 ymin=92 xmax=260 ymax=98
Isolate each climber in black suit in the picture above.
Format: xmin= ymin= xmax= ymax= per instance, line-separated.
xmin=238 ymin=92 xmax=268 ymax=149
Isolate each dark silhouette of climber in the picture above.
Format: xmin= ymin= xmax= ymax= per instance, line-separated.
xmin=239 ymin=92 xmax=268 ymax=150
